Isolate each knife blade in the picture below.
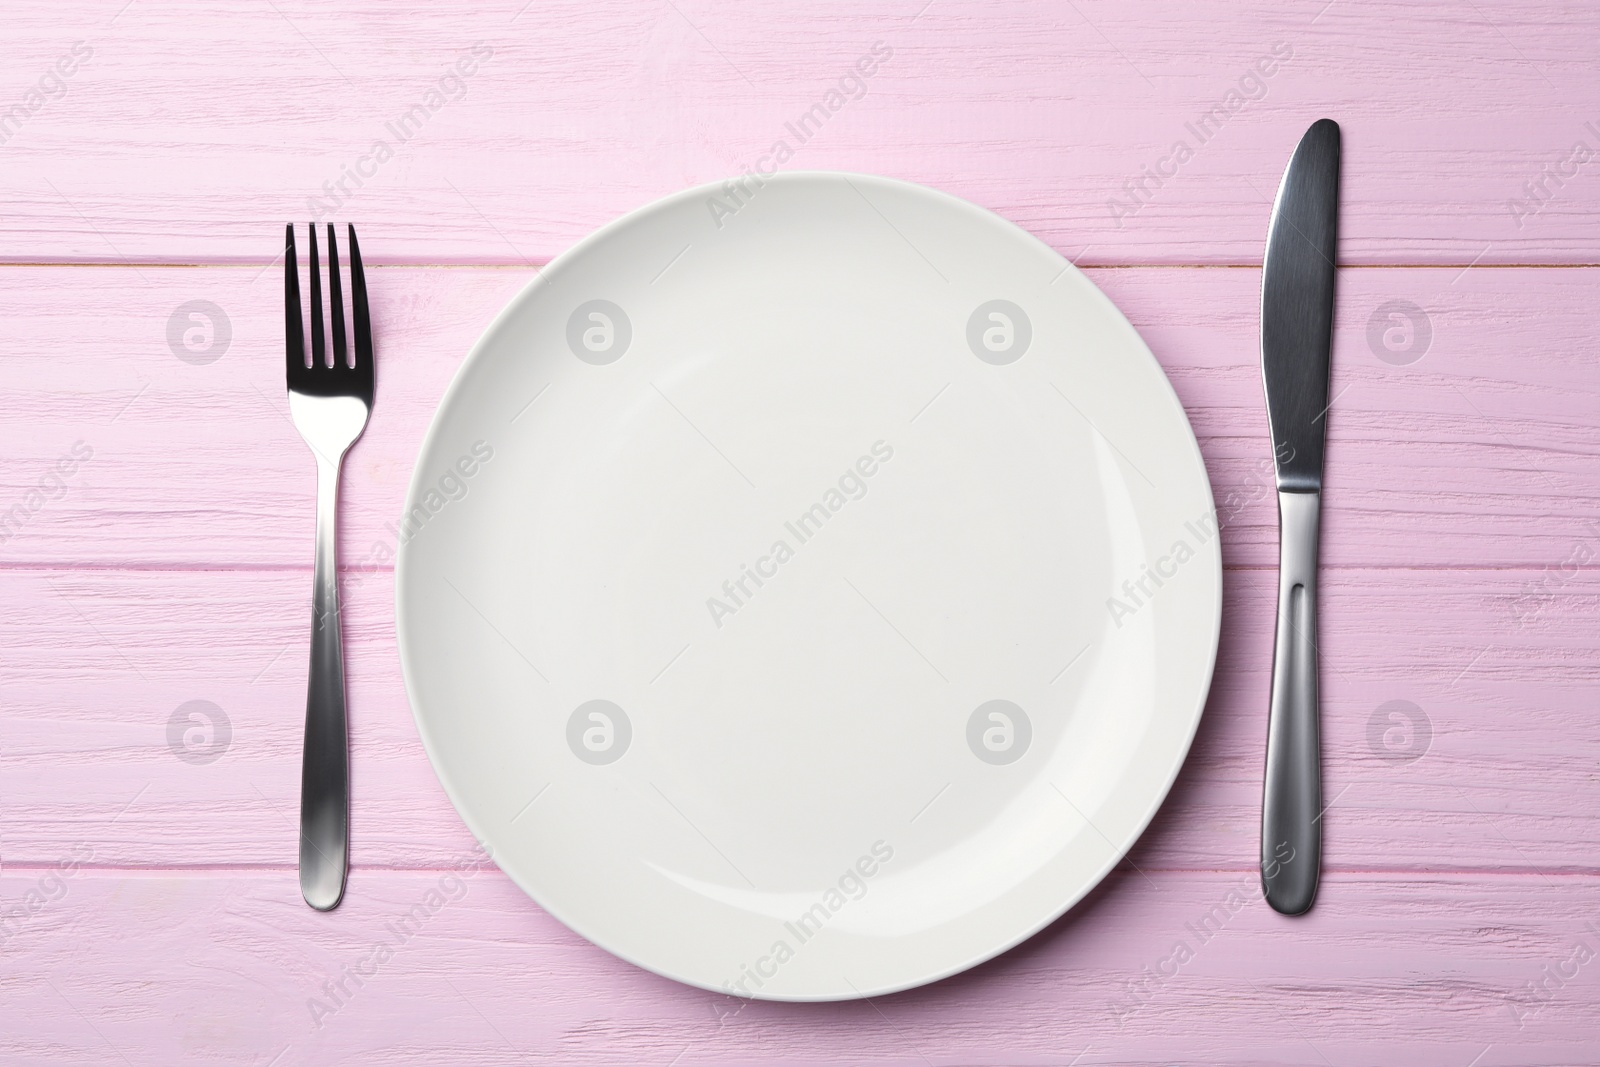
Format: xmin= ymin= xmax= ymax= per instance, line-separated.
xmin=1259 ymin=118 xmax=1339 ymax=916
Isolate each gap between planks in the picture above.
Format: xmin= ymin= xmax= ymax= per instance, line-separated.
xmin=0 ymin=562 xmax=1581 ymax=574
xmin=6 ymin=863 xmax=1600 ymax=877
xmin=3 ymin=260 xmax=1600 ymax=271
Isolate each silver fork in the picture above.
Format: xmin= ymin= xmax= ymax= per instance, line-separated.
xmin=285 ymin=223 xmax=374 ymax=911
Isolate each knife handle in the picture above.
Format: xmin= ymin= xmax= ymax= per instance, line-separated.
xmin=1262 ymin=488 xmax=1322 ymax=915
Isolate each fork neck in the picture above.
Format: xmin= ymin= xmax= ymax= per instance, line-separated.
xmin=312 ymin=452 xmax=345 ymax=629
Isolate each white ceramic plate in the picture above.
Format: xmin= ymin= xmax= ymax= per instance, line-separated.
xmin=397 ymin=172 xmax=1221 ymax=1001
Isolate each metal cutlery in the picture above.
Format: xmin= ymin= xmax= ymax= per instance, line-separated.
xmin=285 ymin=223 xmax=374 ymax=911
xmin=1259 ymin=119 xmax=1339 ymax=915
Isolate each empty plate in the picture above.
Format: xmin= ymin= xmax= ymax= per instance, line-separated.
xmin=396 ymin=172 xmax=1221 ymax=1000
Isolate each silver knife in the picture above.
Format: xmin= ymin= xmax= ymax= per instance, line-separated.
xmin=1260 ymin=118 xmax=1339 ymax=915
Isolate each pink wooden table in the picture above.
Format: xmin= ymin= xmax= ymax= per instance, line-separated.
xmin=3 ymin=2 xmax=1599 ymax=1063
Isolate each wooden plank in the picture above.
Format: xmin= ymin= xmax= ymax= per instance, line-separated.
xmin=0 ymin=867 xmax=1595 ymax=1064
xmin=1 ymin=564 xmax=1595 ymax=870
xmin=0 ymin=2 xmax=1598 ymax=265
xmin=0 ymin=264 xmax=1595 ymax=571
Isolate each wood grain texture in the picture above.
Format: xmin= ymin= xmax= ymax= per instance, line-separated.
xmin=2 ymin=563 xmax=1597 ymax=873
xmin=0 ymin=2 xmax=1598 ymax=265
xmin=3 ymin=1 xmax=1599 ymax=1062
xmin=0 ymin=264 xmax=1595 ymax=570
xmin=2 ymin=868 xmax=1598 ymax=1065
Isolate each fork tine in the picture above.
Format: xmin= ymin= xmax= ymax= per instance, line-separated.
xmin=326 ymin=224 xmax=348 ymax=369
xmin=284 ymin=224 xmax=304 ymax=375
xmin=348 ymin=225 xmax=373 ymax=377
xmin=309 ymin=225 xmax=326 ymax=369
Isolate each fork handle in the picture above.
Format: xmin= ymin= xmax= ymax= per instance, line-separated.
xmin=300 ymin=451 xmax=350 ymax=911
xmin=1262 ymin=488 xmax=1321 ymax=915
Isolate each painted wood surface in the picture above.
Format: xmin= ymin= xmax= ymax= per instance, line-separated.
xmin=1 ymin=264 xmax=1595 ymax=570
xmin=2 ymin=869 xmax=1598 ymax=1066
xmin=3 ymin=564 xmax=1598 ymax=873
xmin=0 ymin=2 xmax=1598 ymax=265
xmin=2 ymin=2 xmax=1599 ymax=1064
